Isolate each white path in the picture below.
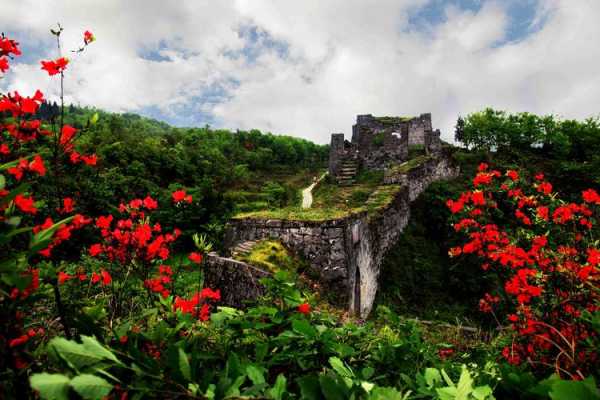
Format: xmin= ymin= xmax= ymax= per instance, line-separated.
xmin=301 ymin=172 xmax=327 ymax=209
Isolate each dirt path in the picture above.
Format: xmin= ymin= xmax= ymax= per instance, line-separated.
xmin=301 ymin=172 xmax=327 ymax=209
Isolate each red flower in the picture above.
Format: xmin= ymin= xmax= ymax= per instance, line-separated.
xmin=582 ymin=189 xmax=600 ymax=205
xmin=69 ymin=151 xmax=81 ymax=164
xmin=506 ymin=170 xmax=519 ymax=181
xmin=189 ymin=252 xmax=203 ymax=264
xmin=473 ymin=173 xmax=492 ymax=187
xmin=438 ymin=348 xmax=454 ymax=359
xmin=471 ymin=191 xmax=485 ymax=206
xmin=61 ymin=197 xmax=74 ymax=213
xmin=9 ymin=335 xmax=30 ymax=348
xmin=101 ymin=270 xmax=112 ymax=285
xmin=0 ymin=57 xmax=9 ymax=73
xmin=446 ymin=199 xmax=464 ymax=214
xmin=41 ymin=57 xmax=69 ymax=76
xmin=200 ymin=287 xmax=221 ymax=301
xmin=89 ymin=244 xmax=103 ymax=257
xmin=297 ymin=303 xmax=311 ymax=315
xmin=536 ymin=182 xmax=552 ymax=195
xmin=81 ymin=154 xmax=97 ymax=166
xmin=172 ymin=189 xmax=192 ymax=204
xmin=478 ymin=163 xmax=488 ymax=172
xmin=143 ymin=195 xmax=158 ymax=210
xmin=58 ymin=272 xmax=74 ymax=285
xmin=119 ymin=335 xmax=128 ymax=344
xmin=14 ymin=194 xmax=37 ymax=214
xmin=84 ymin=30 xmax=95 ymax=45
xmin=60 ymin=125 xmax=77 ymax=145
xmin=536 ymin=206 xmax=549 ymax=221
xmin=29 ymin=155 xmax=46 ymax=176
xmin=448 ymin=247 xmax=462 ymax=257
xmin=96 ymin=215 xmax=113 ymax=230
xmin=535 ymin=173 xmax=544 ymax=181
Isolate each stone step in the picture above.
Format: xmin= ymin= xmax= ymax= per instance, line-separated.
xmin=231 ymin=240 xmax=258 ymax=256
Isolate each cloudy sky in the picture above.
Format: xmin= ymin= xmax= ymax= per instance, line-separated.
xmin=1 ymin=0 xmax=598 ymax=143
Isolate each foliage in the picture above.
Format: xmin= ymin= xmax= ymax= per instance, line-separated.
xmin=236 ymin=240 xmax=306 ymax=272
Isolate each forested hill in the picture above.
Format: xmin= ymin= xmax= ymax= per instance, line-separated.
xmin=34 ymin=104 xmax=328 ymax=248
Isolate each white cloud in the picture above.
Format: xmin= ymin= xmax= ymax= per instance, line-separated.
xmin=1 ymin=0 xmax=599 ymax=144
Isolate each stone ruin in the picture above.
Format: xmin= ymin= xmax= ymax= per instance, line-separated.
xmin=329 ymin=113 xmax=442 ymax=183
xmin=208 ymin=112 xmax=455 ymax=318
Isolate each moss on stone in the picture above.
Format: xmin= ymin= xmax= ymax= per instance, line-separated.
xmin=235 ymin=240 xmax=306 ymax=272
xmin=388 ymin=155 xmax=432 ymax=175
xmin=373 ymin=116 xmax=413 ymax=125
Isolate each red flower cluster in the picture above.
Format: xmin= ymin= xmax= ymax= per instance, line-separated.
xmin=40 ymin=57 xmax=69 ymax=76
xmin=7 ymin=155 xmax=46 ymax=180
xmin=89 ymin=196 xmax=181 ymax=264
xmin=297 ymin=303 xmax=311 ymax=315
xmin=189 ymin=252 xmax=203 ymax=264
xmin=84 ymin=30 xmax=95 ymax=45
xmin=173 ymin=288 xmax=221 ymax=321
xmin=172 ymin=189 xmax=192 ymax=204
xmin=447 ymin=166 xmax=599 ymax=378
xmin=144 ymin=265 xmax=173 ymax=298
xmin=0 ymin=35 xmax=21 ymax=73
xmin=34 ymin=214 xmax=92 ymax=257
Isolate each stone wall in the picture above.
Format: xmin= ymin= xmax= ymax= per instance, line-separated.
xmin=384 ymin=148 xmax=460 ymax=201
xmin=328 ymin=133 xmax=346 ymax=176
xmin=407 ymin=113 xmax=432 ymax=145
xmin=204 ymin=253 xmax=270 ymax=308
xmin=224 ymin=152 xmax=459 ymax=317
xmin=225 ymin=217 xmax=354 ymax=304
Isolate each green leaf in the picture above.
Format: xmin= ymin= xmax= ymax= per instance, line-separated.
xmin=472 ymin=385 xmax=494 ymax=400
xmin=0 ymin=174 xmax=5 ymax=189
xmin=369 ymin=387 xmax=409 ymax=400
xmin=81 ymin=336 xmax=120 ymax=364
xmin=424 ymin=368 xmax=442 ymax=388
xmin=224 ymin=375 xmax=246 ymax=398
xmin=319 ymin=374 xmax=348 ymax=400
xmin=298 ymin=375 xmax=321 ymax=400
xmin=90 ymin=112 xmax=99 ymax=125
xmin=246 ymin=364 xmax=266 ymax=385
xmin=268 ymin=374 xmax=287 ymax=400
xmin=178 ymin=347 xmax=191 ymax=382
xmin=30 ymin=373 xmax=70 ymax=400
xmin=549 ymin=376 xmax=600 ymax=400
xmin=50 ymin=336 xmax=113 ymax=371
xmin=455 ymin=366 xmax=474 ymax=399
xmin=292 ymin=318 xmax=317 ymax=339
xmin=70 ymin=374 xmax=113 ymax=399
xmin=329 ymin=357 xmax=354 ymax=378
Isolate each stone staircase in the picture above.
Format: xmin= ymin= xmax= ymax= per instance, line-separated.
xmin=336 ymin=158 xmax=358 ymax=186
xmin=231 ymin=240 xmax=258 ymax=258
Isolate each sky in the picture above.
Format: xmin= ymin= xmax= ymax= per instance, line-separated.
xmin=1 ymin=0 xmax=599 ymax=144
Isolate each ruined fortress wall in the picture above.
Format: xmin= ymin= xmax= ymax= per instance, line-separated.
xmin=408 ymin=113 xmax=432 ymax=146
xmin=225 ymin=217 xmax=354 ymax=304
xmin=384 ymin=149 xmax=460 ymax=201
xmin=224 ymin=153 xmax=459 ymax=317
xmin=204 ymin=253 xmax=269 ymax=307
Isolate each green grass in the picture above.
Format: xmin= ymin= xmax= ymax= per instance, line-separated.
xmin=373 ymin=116 xmax=414 ymax=125
xmin=233 ymin=155 xmax=432 ymax=222
xmin=388 ymin=155 xmax=432 ymax=175
xmin=236 ymin=240 xmax=307 ymax=272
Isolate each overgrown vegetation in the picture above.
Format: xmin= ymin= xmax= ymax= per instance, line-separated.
xmin=236 ymin=240 xmax=307 ymax=272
